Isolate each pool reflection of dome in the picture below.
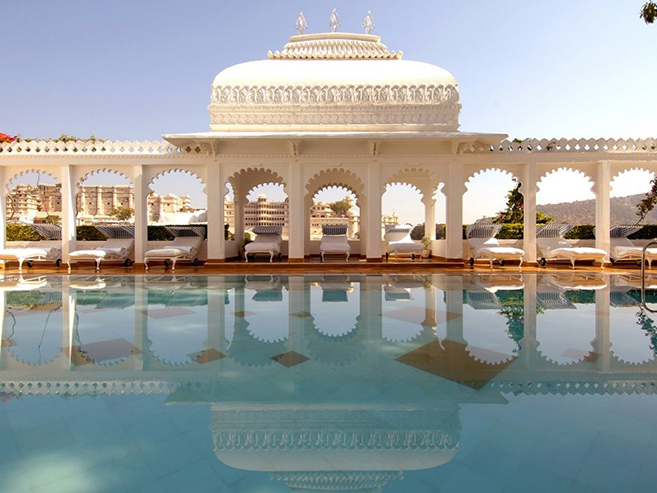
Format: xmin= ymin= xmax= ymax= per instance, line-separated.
xmin=304 ymin=316 xmax=365 ymax=366
xmin=211 ymin=408 xmax=460 ymax=492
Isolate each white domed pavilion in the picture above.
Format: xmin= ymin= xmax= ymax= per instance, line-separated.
xmin=0 ymin=11 xmax=655 ymax=267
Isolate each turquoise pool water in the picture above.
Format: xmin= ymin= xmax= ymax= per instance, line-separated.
xmin=1 ymin=273 xmax=657 ymax=492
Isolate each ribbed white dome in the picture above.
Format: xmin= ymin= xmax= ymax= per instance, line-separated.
xmin=209 ymin=33 xmax=461 ymax=133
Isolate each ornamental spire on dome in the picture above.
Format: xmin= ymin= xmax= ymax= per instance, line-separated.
xmin=329 ymin=9 xmax=341 ymax=32
xmin=294 ymin=12 xmax=307 ymax=35
xmin=363 ymin=11 xmax=375 ymax=34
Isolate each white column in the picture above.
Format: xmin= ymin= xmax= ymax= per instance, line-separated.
xmin=593 ymin=284 xmax=611 ymax=372
xmin=423 ymin=196 xmax=436 ymax=241
xmin=366 ymin=160 xmax=382 ymax=260
xmin=133 ymin=164 xmax=148 ymax=267
xmin=206 ymin=162 xmax=225 ymax=263
xmin=304 ymin=195 xmax=312 ymax=257
xmin=61 ymin=165 xmax=76 ymax=263
xmin=446 ymin=161 xmax=465 ymax=261
xmin=595 ymin=160 xmax=611 ymax=262
xmin=522 ymin=161 xmax=537 ymax=264
xmin=288 ymin=162 xmax=304 ymax=261
xmin=234 ymin=189 xmax=244 ymax=257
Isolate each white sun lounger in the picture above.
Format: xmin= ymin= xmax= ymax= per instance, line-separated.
xmin=536 ymin=223 xmax=606 ymax=269
xmin=245 ymin=226 xmax=283 ymax=262
xmin=466 ymin=223 xmax=524 ymax=268
xmin=144 ymin=227 xmax=205 ymax=271
xmin=68 ymin=225 xmax=134 ymax=272
xmin=605 ymin=226 xmax=657 ymax=268
xmin=384 ymin=224 xmax=424 ymax=261
xmin=319 ymin=225 xmax=350 ymax=261
xmin=0 ymin=242 xmax=62 ymax=272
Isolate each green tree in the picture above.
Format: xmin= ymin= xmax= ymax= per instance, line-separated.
xmin=328 ymin=197 xmax=353 ymax=217
xmin=636 ymin=175 xmax=657 ymax=224
xmin=641 ymin=2 xmax=656 ymax=23
xmin=109 ymin=206 xmax=134 ymax=222
xmin=494 ymin=178 xmax=552 ymax=224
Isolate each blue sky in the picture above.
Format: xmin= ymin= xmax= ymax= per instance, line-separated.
xmin=2 ymin=0 xmax=655 ymax=223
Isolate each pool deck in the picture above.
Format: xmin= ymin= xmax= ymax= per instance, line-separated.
xmin=0 ymin=257 xmax=649 ymax=275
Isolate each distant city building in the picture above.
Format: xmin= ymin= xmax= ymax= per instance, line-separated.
xmin=6 ymin=183 xmax=61 ymax=223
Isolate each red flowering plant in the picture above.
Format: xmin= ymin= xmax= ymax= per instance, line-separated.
xmin=0 ymin=133 xmax=17 ymax=143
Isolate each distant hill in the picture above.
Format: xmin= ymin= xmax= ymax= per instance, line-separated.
xmin=537 ymin=194 xmax=657 ymax=225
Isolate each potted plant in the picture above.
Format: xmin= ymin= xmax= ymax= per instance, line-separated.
xmin=420 ymin=236 xmax=432 ymax=258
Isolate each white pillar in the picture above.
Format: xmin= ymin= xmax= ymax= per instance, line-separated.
xmin=446 ymin=161 xmax=465 ymax=261
xmin=234 ymin=189 xmax=244 ymax=257
xmin=288 ymin=162 xmax=304 ymax=261
xmin=61 ymin=165 xmax=76 ymax=263
xmin=423 ymin=196 xmax=436 ymax=241
xmin=206 ymin=162 xmax=225 ymax=263
xmin=366 ymin=160 xmax=382 ymax=261
xmin=595 ymin=160 xmax=611 ymax=262
xmin=522 ymin=161 xmax=537 ymax=264
xmin=133 ymin=165 xmax=148 ymax=267
xmin=304 ymin=195 xmax=312 ymax=257
xmin=593 ymin=284 xmax=611 ymax=372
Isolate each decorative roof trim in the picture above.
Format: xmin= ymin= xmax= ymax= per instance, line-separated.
xmin=267 ymin=32 xmax=402 ymax=60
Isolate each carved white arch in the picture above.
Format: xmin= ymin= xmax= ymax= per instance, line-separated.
xmin=305 ymin=168 xmax=365 ymax=206
xmin=228 ymin=167 xmax=286 ymax=200
xmin=76 ymin=168 xmax=133 ymax=189
xmin=465 ymin=167 xmax=521 ymax=187
xmin=537 ymin=167 xmax=595 ymax=195
xmin=148 ymin=168 xmax=207 ymax=195
xmin=5 ymin=168 xmax=60 ymax=192
xmin=384 ymin=167 xmax=443 ymax=200
xmin=611 ymin=165 xmax=657 ymax=182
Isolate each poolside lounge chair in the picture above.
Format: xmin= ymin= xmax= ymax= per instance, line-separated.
xmin=536 ymin=223 xmax=606 ymax=269
xmin=319 ymin=224 xmax=350 ymax=261
xmin=67 ymin=225 xmax=134 ymax=272
xmin=144 ymin=226 xmax=204 ymax=271
xmin=466 ymin=222 xmax=524 ymax=268
xmin=0 ymin=224 xmax=62 ymax=271
xmin=244 ymin=226 xmax=283 ymax=262
xmin=606 ymin=225 xmax=657 ymax=268
xmin=384 ymin=224 xmax=424 ymax=261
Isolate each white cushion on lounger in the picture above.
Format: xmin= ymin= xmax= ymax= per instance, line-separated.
xmin=477 ymin=246 xmax=525 ymax=258
xmin=320 ymin=236 xmax=350 ymax=252
xmin=549 ymin=247 xmax=606 ymax=260
xmin=146 ymin=248 xmax=188 ymax=258
xmin=69 ymin=250 xmax=107 ymax=259
xmin=245 ymin=234 xmax=282 ymax=253
xmin=0 ymin=248 xmax=50 ymax=260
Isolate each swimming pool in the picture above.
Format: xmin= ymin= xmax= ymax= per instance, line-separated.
xmin=1 ymin=272 xmax=656 ymax=492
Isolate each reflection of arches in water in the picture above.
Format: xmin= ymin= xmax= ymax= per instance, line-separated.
xmin=228 ymin=321 xmax=287 ymax=367
xmin=381 ymin=279 xmax=428 ymax=343
xmin=212 ymin=408 xmax=460 ymax=491
xmin=73 ymin=291 xmax=137 ymax=366
xmin=146 ymin=289 xmax=208 ymax=366
xmin=463 ymin=290 xmax=520 ymax=365
xmin=5 ymin=291 xmax=63 ymax=366
xmin=243 ymin=279 xmax=288 ymax=343
xmin=310 ymin=281 xmax=358 ymax=338
xmin=537 ymin=292 xmax=596 ymax=365
xmin=304 ymin=316 xmax=365 ymax=366
xmin=610 ymin=306 xmax=656 ymax=365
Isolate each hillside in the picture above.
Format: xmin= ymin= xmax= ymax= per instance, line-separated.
xmin=537 ymin=194 xmax=657 ymax=225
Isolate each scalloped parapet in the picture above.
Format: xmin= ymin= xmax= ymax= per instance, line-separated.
xmin=267 ymin=32 xmax=402 ymax=60
xmin=467 ymin=137 xmax=657 ymax=154
xmin=0 ymin=139 xmax=203 ymax=155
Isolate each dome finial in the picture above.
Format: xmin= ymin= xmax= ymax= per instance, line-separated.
xmin=295 ymin=12 xmax=308 ymax=35
xmin=329 ymin=8 xmax=341 ymax=32
xmin=363 ymin=11 xmax=375 ymax=34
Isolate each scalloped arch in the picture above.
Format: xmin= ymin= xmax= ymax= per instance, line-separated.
xmin=385 ymin=167 xmax=443 ymax=199
xmin=148 ymin=168 xmax=207 ymax=195
xmin=611 ymin=166 xmax=656 ymax=182
xmin=465 ymin=167 xmax=520 ymax=186
xmin=537 ymin=167 xmax=595 ymax=195
xmin=228 ymin=167 xmax=286 ymax=199
xmin=6 ymin=169 xmax=59 ymax=191
xmin=77 ymin=168 xmax=132 ymax=188
xmin=306 ymin=168 xmax=365 ymax=205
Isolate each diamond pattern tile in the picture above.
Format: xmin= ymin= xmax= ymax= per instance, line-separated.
xmin=71 ymin=338 xmax=141 ymax=366
xmin=271 ymin=350 xmax=310 ymax=367
xmin=396 ymin=339 xmax=516 ymax=389
xmin=143 ymin=307 xmax=195 ymax=319
xmin=189 ymin=348 xmax=226 ymax=364
xmin=290 ymin=311 xmax=312 ymax=319
xmin=1 ymin=338 xmax=12 ymax=348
